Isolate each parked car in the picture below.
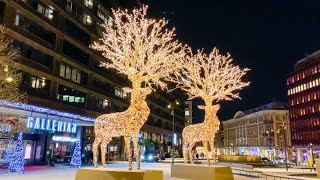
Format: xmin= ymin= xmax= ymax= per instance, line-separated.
xmin=157 ymin=153 xmax=166 ymax=161
xmin=273 ymin=158 xmax=285 ymax=164
xmin=141 ymin=151 xmax=158 ymax=162
xmin=261 ymin=157 xmax=272 ymax=164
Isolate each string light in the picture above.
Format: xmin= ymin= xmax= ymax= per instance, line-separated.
xmin=3 ymin=137 xmax=15 ymax=164
xmin=8 ymin=132 xmax=24 ymax=173
xmin=91 ymin=5 xmax=187 ymax=170
xmin=70 ymin=139 xmax=82 ymax=167
xmin=167 ymin=48 xmax=250 ymax=165
xmin=0 ymin=100 xmax=95 ymax=122
xmin=0 ymin=26 xmax=26 ymax=103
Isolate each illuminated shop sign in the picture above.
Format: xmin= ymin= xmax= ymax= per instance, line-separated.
xmin=52 ymin=136 xmax=77 ymax=142
xmin=27 ymin=117 xmax=77 ymax=133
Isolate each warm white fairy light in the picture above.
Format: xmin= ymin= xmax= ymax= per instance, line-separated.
xmin=167 ymin=48 xmax=250 ymax=165
xmin=90 ymin=5 xmax=187 ymax=170
xmin=0 ymin=26 xmax=25 ymax=103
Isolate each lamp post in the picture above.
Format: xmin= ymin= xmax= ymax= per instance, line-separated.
xmin=261 ymin=129 xmax=274 ymax=161
xmin=168 ymin=100 xmax=179 ymax=164
xmin=277 ymin=124 xmax=288 ymax=171
xmin=309 ymin=143 xmax=314 ymax=167
xmin=3 ymin=65 xmax=13 ymax=82
xmin=230 ymin=143 xmax=234 ymax=155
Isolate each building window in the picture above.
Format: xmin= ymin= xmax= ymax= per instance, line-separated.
xmin=97 ymin=4 xmax=113 ymax=26
xmin=13 ymin=41 xmax=53 ymax=69
xmin=37 ymin=4 xmax=54 ymax=20
xmin=84 ymin=0 xmax=93 ymax=9
xmin=92 ymin=96 xmax=111 ymax=109
xmin=82 ymin=13 xmax=92 ymax=26
xmin=60 ymin=62 xmax=87 ymax=85
xmin=65 ymin=20 xmax=91 ymax=46
xmin=115 ymin=88 xmax=128 ymax=99
xmin=92 ymin=79 xmax=109 ymax=91
xmin=97 ymin=24 xmax=105 ymax=36
xmin=15 ymin=12 xmax=56 ymax=45
xmin=185 ymin=111 xmax=190 ymax=116
xmin=66 ymin=0 xmax=72 ymax=13
xmin=57 ymin=85 xmax=86 ymax=106
xmin=31 ymin=76 xmax=47 ymax=89
xmin=62 ymin=40 xmax=89 ymax=65
xmin=21 ymin=72 xmax=51 ymax=96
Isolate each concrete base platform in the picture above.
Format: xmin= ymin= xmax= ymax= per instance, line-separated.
xmin=171 ymin=164 xmax=234 ymax=180
xmin=75 ymin=168 xmax=163 ymax=180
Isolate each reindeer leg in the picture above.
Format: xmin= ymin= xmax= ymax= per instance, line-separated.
xmin=189 ymin=143 xmax=194 ymax=164
xmin=203 ymin=141 xmax=210 ymax=166
xmin=133 ymin=137 xmax=140 ymax=170
xmin=183 ymin=141 xmax=187 ymax=164
xmin=125 ymin=137 xmax=132 ymax=170
xmin=209 ymin=138 xmax=216 ymax=165
xmin=101 ymin=140 xmax=108 ymax=168
xmin=93 ymin=138 xmax=101 ymax=168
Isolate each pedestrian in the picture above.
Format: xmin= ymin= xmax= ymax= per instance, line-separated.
xmin=196 ymin=153 xmax=199 ymax=159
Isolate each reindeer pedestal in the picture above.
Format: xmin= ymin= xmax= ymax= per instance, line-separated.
xmin=171 ymin=164 xmax=234 ymax=180
xmin=75 ymin=168 xmax=163 ymax=180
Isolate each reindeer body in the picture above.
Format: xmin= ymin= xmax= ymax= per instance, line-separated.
xmin=183 ymin=104 xmax=220 ymax=165
xmin=93 ymin=87 xmax=151 ymax=169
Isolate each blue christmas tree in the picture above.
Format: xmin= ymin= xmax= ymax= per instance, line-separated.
xmin=3 ymin=137 xmax=15 ymax=165
xmin=8 ymin=132 xmax=24 ymax=173
xmin=70 ymin=139 xmax=81 ymax=167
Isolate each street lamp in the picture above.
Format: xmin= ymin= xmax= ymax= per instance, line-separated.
xmin=277 ymin=124 xmax=288 ymax=171
xmin=230 ymin=143 xmax=234 ymax=155
xmin=309 ymin=143 xmax=314 ymax=168
xmin=3 ymin=65 xmax=13 ymax=82
xmin=168 ymin=100 xmax=179 ymax=164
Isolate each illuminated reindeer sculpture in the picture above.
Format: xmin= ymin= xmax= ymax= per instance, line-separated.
xmin=183 ymin=104 xmax=220 ymax=165
xmin=91 ymin=5 xmax=187 ymax=170
xmin=93 ymin=86 xmax=151 ymax=169
xmin=167 ymin=48 xmax=250 ymax=166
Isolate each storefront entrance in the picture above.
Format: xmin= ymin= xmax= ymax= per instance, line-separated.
xmin=49 ymin=141 xmax=73 ymax=163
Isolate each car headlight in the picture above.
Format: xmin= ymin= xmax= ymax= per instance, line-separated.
xmin=148 ymin=155 xmax=153 ymax=160
xmin=141 ymin=155 xmax=145 ymax=160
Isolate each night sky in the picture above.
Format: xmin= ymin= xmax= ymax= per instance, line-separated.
xmin=140 ymin=0 xmax=320 ymax=122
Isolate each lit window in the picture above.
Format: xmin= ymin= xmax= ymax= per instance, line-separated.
xmin=66 ymin=0 xmax=72 ymax=13
xmin=37 ymin=4 xmax=54 ymax=20
xmin=84 ymin=0 xmax=93 ymax=9
xmin=83 ymin=13 xmax=92 ymax=26
xmin=31 ymin=77 xmax=46 ymax=89
xmin=185 ymin=111 xmax=190 ymax=116
xmin=115 ymin=88 xmax=129 ymax=99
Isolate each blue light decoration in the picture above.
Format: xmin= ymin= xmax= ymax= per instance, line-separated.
xmin=173 ymin=133 xmax=177 ymax=146
xmin=0 ymin=100 xmax=95 ymax=122
xmin=8 ymin=132 xmax=24 ymax=173
xmin=3 ymin=137 xmax=15 ymax=164
xmin=70 ymin=139 xmax=81 ymax=167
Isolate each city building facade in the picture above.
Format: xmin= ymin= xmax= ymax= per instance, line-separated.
xmin=287 ymin=50 xmax=320 ymax=163
xmin=0 ymin=0 xmax=185 ymax=166
xmin=223 ymin=102 xmax=291 ymax=161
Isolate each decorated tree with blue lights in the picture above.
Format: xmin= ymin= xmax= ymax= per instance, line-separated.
xmin=70 ymin=139 xmax=81 ymax=167
xmin=3 ymin=137 xmax=15 ymax=165
xmin=8 ymin=132 xmax=24 ymax=173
